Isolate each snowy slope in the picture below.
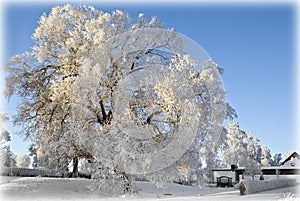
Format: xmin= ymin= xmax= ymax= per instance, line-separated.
xmin=0 ymin=176 xmax=299 ymax=201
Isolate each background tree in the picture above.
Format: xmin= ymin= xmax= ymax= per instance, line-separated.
xmin=222 ymin=122 xmax=249 ymax=166
xmin=222 ymin=122 xmax=264 ymax=179
xmin=243 ymin=132 xmax=261 ymax=179
xmin=261 ymin=145 xmax=272 ymax=167
xmin=36 ymin=146 xmax=51 ymax=169
xmin=271 ymin=153 xmax=282 ymax=166
xmin=0 ymin=147 xmax=17 ymax=168
xmin=5 ymin=4 xmax=232 ymax=194
xmin=0 ymin=114 xmax=10 ymax=143
xmin=17 ymin=155 xmax=31 ymax=168
xmin=28 ymin=144 xmax=38 ymax=168
xmin=246 ymin=133 xmax=262 ymax=164
xmin=253 ymin=137 xmax=262 ymax=164
xmin=284 ymin=150 xmax=293 ymax=159
xmin=0 ymin=113 xmax=17 ymax=167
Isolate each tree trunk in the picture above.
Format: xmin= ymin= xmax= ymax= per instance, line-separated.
xmin=71 ymin=156 xmax=79 ymax=178
xmin=120 ymin=172 xmax=133 ymax=194
xmin=114 ymin=166 xmax=133 ymax=194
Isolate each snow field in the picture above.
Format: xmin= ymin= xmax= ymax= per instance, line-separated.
xmin=0 ymin=176 xmax=299 ymax=201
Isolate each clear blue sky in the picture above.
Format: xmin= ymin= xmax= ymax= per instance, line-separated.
xmin=1 ymin=1 xmax=298 ymax=159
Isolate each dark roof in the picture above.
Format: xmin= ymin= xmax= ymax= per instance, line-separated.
xmin=211 ymin=168 xmax=245 ymax=171
xmin=281 ymin=152 xmax=299 ymax=166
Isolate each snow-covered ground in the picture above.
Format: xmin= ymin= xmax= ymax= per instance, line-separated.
xmin=0 ymin=176 xmax=299 ymax=201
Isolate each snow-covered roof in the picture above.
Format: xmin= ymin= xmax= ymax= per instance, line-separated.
xmin=281 ymin=152 xmax=299 ymax=166
xmin=211 ymin=167 xmax=246 ymax=171
xmin=261 ymin=166 xmax=300 ymax=170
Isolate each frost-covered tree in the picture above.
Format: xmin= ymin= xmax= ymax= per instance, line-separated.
xmin=243 ymin=132 xmax=261 ymax=178
xmin=261 ymin=145 xmax=272 ymax=167
xmin=201 ymin=127 xmax=228 ymax=182
xmin=284 ymin=150 xmax=293 ymax=159
xmin=35 ymin=146 xmax=50 ymax=169
xmin=0 ymin=113 xmax=17 ymax=167
xmin=0 ymin=113 xmax=10 ymax=143
xmin=28 ymin=143 xmax=55 ymax=169
xmin=223 ymin=122 xmax=248 ymax=166
xmin=222 ymin=122 xmax=262 ymax=179
xmin=28 ymin=144 xmax=38 ymax=168
xmin=0 ymin=147 xmax=17 ymax=168
xmin=246 ymin=133 xmax=262 ymax=164
xmin=253 ymin=137 xmax=262 ymax=164
xmin=5 ymin=4 xmax=232 ymax=194
xmin=271 ymin=153 xmax=282 ymax=166
xmin=17 ymin=155 xmax=31 ymax=168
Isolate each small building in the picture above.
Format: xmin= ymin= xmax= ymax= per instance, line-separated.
xmin=211 ymin=152 xmax=300 ymax=184
xmin=261 ymin=152 xmax=300 ymax=181
xmin=281 ymin=152 xmax=300 ymax=168
xmin=211 ymin=166 xmax=245 ymax=184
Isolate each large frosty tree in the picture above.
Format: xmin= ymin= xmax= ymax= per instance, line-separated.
xmin=5 ymin=4 xmax=232 ymax=195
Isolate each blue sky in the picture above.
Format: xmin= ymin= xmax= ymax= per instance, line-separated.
xmin=1 ymin=1 xmax=298 ymax=159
